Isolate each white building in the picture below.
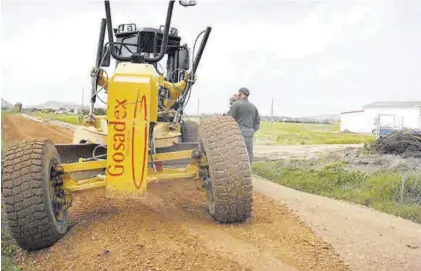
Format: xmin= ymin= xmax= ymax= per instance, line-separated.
xmin=340 ymin=110 xmax=367 ymax=133
xmin=340 ymin=101 xmax=421 ymax=134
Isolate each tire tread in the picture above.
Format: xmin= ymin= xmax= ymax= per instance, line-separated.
xmin=200 ymin=116 xmax=253 ymax=222
xmin=3 ymin=139 xmax=66 ymax=250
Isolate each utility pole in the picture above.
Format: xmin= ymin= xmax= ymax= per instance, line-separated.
xmin=270 ymin=98 xmax=274 ymax=128
xmin=197 ymin=98 xmax=200 ymax=118
xmin=82 ymin=88 xmax=85 ymax=108
xmin=270 ymin=98 xmax=274 ymax=121
xmin=81 ymin=88 xmax=85 ymax=114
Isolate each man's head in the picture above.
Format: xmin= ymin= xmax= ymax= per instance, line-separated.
xmin=238 ymin=87 xmax=250 ymax=100
xmin=229 ymin=93 xmax=238 ymax=105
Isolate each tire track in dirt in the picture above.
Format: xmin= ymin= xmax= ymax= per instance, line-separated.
xmin=144 ymin=180 xmax=347 ymax=271
xmin=3 ymin=114 xmax=349 ymax=271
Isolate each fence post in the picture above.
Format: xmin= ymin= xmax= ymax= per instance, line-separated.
xmin=400 ymin=173 xmax=406 ymax=204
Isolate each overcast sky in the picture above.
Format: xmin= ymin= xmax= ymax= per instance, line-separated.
xmin=2 ymin=0 xmax=421 ymax=117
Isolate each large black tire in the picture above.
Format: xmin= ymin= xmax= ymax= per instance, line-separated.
xmin=2 ymin=139 xmax=69 ymax=251
xmin=199 ymin=116 xmax=253 ymax=223
xmin=181 ymin=120 xmax=199 ymax=142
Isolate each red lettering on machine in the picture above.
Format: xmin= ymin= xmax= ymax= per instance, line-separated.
xmin=108 ymin=99 xmax=127 ymax=177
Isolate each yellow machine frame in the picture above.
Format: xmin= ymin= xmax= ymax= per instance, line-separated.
xmin=58 ymin=0 xmax=213 ymax=201
xmin=59 ymin=62 xmax=204 ymax=198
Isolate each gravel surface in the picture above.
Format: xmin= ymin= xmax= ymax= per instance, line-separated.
xmin=253 ymin=175 xmax=421 ymax=271
xmin=3 ymin=114 xmax=347 ymax=271
xmin=4 ymin=114 xmax=420 ymax=271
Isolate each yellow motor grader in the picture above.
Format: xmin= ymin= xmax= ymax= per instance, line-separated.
xmin=2 ymin=0 xmax=252 ymax=251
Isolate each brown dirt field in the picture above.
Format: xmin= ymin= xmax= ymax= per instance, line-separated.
xmin=2 ymin=114 xmax=73 ymax=143
xmin=2 ymin=114 xmax=349 ymax=271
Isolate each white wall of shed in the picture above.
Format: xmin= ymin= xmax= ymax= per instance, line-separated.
xmin=340 ymin=112 xmax=368 ymax=133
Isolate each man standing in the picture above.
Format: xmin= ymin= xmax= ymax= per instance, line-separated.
xmin=228 ymin=87 xmax=260 ymax=162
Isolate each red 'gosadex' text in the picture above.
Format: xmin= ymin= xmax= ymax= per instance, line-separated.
xmin=107 ymin=98 xmax=128 ymax=176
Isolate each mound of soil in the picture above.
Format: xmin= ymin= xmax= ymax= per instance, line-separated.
xmin=372 ymin=131 xmax=421 ymax=157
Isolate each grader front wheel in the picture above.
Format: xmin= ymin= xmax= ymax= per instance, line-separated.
xmin=199 ymin=116 xmax=253 ymax=223
xmin=2 ymin=139 xmax=69 ymax=251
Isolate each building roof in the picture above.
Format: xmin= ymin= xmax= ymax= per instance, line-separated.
xmin=363 ymin=101 xmax=421 ymax=109
xmin=340 ymin=110 xmax=364 ymax=115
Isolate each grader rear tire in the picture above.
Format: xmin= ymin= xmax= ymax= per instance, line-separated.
xmin=181 ymin=120 xmax=199 ymax=142
xmin=199 ymin=116 xmax=253 ymax=223
xmin=2 ymin=139 xmax=69 ymax=251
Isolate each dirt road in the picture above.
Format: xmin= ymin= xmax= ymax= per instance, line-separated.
xmin=2 ymin=114 xmax=348 ymax=270
xmin=253 ymin=176 xmax=421 ymax=271
xmin=2 ymin=114 xmax=73 ymax=143
xmin=3 ymin=114 xmax=420 ymax=271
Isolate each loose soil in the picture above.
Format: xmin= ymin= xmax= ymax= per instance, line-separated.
xmin=4 ymin=114 xmax=420 ymax=271
xmin=2 ymin=114 xmax=348 ymax=271
xmin=254 ymin=144 xmax=363 ymax=160
xmin=255 ymin=144 xmax=421 ymax=174
xmin=2 ymin=114 xmax=73 ymax=143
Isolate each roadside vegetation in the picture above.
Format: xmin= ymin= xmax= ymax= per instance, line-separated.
xmin=253 ymin=161 xmax=421 ymax=223
xmin=1 ymin=110 xmax=22 ymax=271
xmin=31 ymin=111 xmax=80 ymax=125
xmin=29 ymin=113 xmax=375 ymax=146
xmin=1 ymin=223 xmax=21 ymax=271
xmin=255 ymin=121 xmax=375 ymax=145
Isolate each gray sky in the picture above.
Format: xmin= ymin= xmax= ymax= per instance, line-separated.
xmin=2 ymin=0 xmax=421 ymax=117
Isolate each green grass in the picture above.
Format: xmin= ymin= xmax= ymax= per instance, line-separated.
xmin=31 ymin=112 xmax=80 ymax=125
xmin=253 ymin=161 xmax=421 ymax=223
xmin=255 ymin=121 xmax=375 ymax=145
xmin=27 ymin=114 xmax=374 ymax=146
xmin=1 ymin=214 xmax=21 ymax=271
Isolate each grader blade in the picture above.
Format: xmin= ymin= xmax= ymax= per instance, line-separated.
xmin=55 ymin=143 xmax=106 ymax=180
